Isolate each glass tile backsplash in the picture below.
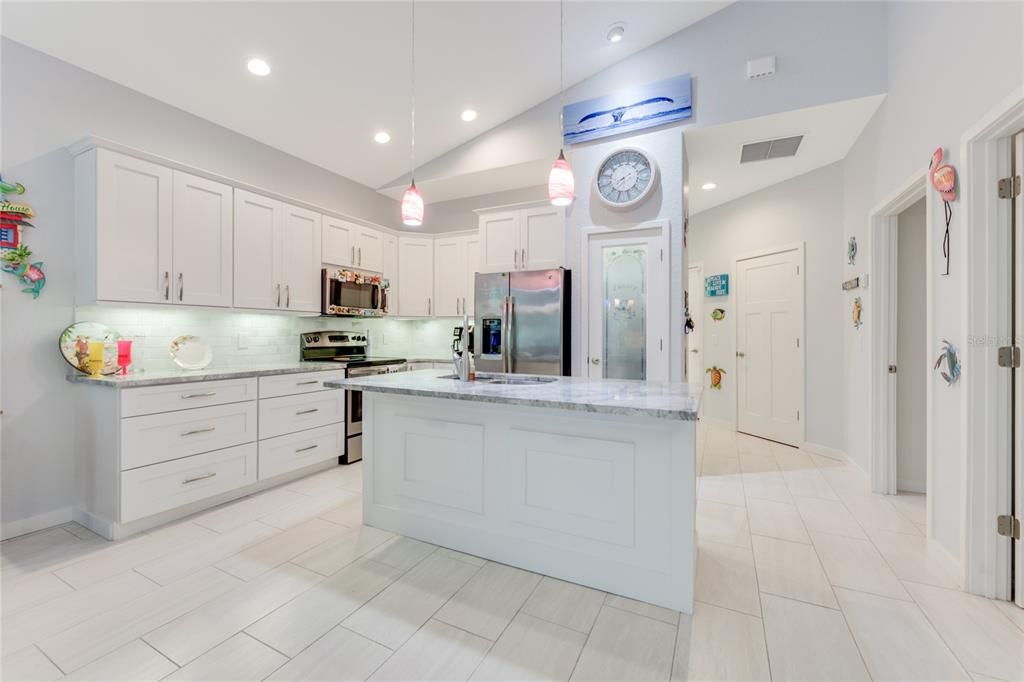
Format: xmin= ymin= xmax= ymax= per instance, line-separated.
xmin=74 ymin=306 xmax=458 ymax=373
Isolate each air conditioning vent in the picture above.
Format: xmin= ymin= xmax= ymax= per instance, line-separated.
xmin=740 ymin=135 xmax=803 ymax=164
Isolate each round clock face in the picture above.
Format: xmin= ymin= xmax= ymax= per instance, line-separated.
xmin=596 ymin=148 xmax=657 ymax=208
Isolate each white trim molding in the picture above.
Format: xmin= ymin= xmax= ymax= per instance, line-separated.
xmin=801 ymin=441 xmax=846 ymax=462
xmin=2 ymin=507 xmax=74 ymax=541
xmin=959 ymin=86 xmax=1024 ymax=599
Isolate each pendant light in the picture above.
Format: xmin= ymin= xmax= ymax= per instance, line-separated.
xmin=401 ymin=0 xmax=424 ymax=227
xmin=548 ymin=0 xmax=575 ymax=207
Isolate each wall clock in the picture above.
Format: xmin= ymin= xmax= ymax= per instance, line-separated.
xmin=595 ymin=147 xmax=658 ymax=209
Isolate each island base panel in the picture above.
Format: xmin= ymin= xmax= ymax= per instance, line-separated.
xmin=362 ymin=392 xmax=697 ymax=613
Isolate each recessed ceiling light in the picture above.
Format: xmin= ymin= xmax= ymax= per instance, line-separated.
xmin=461 ymin=109 xmax=478 ymax=122
xmin=606 ymin=23 xmax=626 ymax=43
xmin=374 ymin=131 xmax=391 ymax=144
xmin=701 ymin=182 xmax=717 ymax=191
xmin=246 ymin=58 xmax=271 ymax=76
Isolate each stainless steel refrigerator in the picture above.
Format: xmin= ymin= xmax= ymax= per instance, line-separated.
xmin=474 ymin=268 xmax=571 ymax=376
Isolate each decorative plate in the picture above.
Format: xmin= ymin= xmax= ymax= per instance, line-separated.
xmin=595 ymin=147 xmax=658 ymax=209
xmin=170 ymin=335 xmax=213 ymax=370
xmin=58 ymin=322 xmax=121 ymax=375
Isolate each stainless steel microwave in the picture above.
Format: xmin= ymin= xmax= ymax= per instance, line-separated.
xmin=321 ymin=268 xmax=389 ymax=317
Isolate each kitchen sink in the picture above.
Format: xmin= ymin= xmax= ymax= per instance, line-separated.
xmin=438 ymin=374 xmax=557 ymax=385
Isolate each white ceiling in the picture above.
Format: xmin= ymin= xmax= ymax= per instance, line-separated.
xmin=685 ymin=94 xmax=886 ymax=215
xmin=3 ymin=1 xmax=730 ymax=192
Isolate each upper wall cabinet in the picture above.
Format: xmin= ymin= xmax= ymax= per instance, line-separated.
xmin=172 ymin=172 xmax=233 ymax=307
xmin=234 ymin=190 xmax=322 ymax=313
xmin=322 ymin=217 xmax=383 ymax=273
xmin=478 ymin=204 xmax=564 ymax=274
xmin=434 ymin=234 xmax=480 ymax=318
xmin=74 ymin=148 xmax=232 ymax=307
xmin=398 ymin=236 xmax=434 ymax=317
xmin=383 ymin=233 xmax=399 ymax=311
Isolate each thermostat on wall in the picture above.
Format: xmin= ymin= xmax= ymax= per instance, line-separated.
xmin=746 ymin=56 xmax=776 ymax=80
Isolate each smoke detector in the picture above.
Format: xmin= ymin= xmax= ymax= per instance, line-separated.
xmin=746 ymin=56 xmax=776 ymax=80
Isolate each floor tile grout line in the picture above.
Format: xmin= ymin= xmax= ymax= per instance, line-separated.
xmin=31 ymin=642 xmax=69 ymax=677
xmin=899 ymin=580 xmax=990 ymax=679
xmin=141 ymin=637 xmax=182 ymax=675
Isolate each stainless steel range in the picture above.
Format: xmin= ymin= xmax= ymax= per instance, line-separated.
xmin=300 ymin=331 xmax=406 ymax=464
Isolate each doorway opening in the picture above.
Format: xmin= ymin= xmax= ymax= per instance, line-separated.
xmin=581 ymin=222 xmax=669 ymax=382
xmin=895 ymin=197 xmax=928 ymax=500
xmin=734 ymin=244 xmax=805 ymax=447
xmin=687 ymin=262 xmax=704 ymax=383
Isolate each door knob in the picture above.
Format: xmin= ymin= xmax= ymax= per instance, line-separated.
xmin=736 ymin=351 xmax=745 ymax=357
xmin=690 ymin=349 xmax=700 ymax=354
xmin=591 ymin=358 xmax=601 ymax=365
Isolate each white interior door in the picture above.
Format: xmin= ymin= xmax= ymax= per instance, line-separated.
xmin=586 ymin=229 xmax=668 ymax=381
xmin=736 ymin=248 xmax=804 ymax=446
xmin=1013 ymin=131 xmax=1023 ymax=608
xmin=687 ymin=264 xmax=703 ymax=383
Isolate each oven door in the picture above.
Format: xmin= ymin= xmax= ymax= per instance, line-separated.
xmin=343 ymin=364 xmax=404 ymax=464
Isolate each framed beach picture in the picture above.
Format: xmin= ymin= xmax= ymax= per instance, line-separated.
xmin=562 ymin=74 xmax=693 ymax=145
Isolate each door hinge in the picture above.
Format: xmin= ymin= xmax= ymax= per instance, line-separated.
xmin=998 ymin=175 xmax=1021 ymax=199
xmin=998 ymin=345 xmax=1021 ymax=368
xmin=997 ymin=515 xmax=1021 ymax=539
xmin=888 ymin=364 xmax=898 ymax=374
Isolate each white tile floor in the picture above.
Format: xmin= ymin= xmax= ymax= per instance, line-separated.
xmin=2 ymin=424 xmax=1023 ymax=681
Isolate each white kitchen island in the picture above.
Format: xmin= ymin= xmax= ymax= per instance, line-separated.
xmin=326 ymin=369 xmax=701 ymax=613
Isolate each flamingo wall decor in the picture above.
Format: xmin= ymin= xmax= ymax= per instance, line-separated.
xmin=929 ymin=147 xmax=957 ymax=276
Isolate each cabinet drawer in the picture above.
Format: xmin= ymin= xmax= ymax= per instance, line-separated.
xmin=121 ymin=378 xmax=257 ymax=417
xmin=121 ymin=401 xmax=257 ymax=470
xmin=258 ymin=423 xmax=344 ymax=480
xmin=258 ymin=370 xmax=346 ymax=399
xmin=258 ymin=390 xmax=344 ymax=439
xmin=121 ymin=443 xmax=257 ymax=522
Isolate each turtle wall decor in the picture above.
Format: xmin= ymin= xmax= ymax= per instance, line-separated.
xmin=706 ymin=366 xmax=725 ymax=390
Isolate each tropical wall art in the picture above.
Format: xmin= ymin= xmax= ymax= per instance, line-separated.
xmin=934 ymin=339 xmax=961 ymax=386
xmin=0 ymin=177 xmax=45 ymax=298
xmin=852 ymin=296 xmax=863 ymax=329
xmin=929 ymin=147 xmax=957 ymax=276
xmin=706 ymin=366 xmax=725 ymax=390
xmin=562 ymin=74 xmax=692 ymax=145
xmin=847 ymin=236 xmax=858 ymax=265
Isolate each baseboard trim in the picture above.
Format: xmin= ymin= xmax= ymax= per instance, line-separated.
xmin=2 ymin=507 xmax=73 ymax=541
xmin=801 ymin=441 xmax=846 ymax=462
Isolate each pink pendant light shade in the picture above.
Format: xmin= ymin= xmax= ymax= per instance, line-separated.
xmin=548 ymin=149 xmax=575 ymax=207
xmin=401 ymin=180 xmax=424 ymax=227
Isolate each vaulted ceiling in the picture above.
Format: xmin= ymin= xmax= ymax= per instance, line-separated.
xmin=3 ymin=1 xmax=731 ymax=191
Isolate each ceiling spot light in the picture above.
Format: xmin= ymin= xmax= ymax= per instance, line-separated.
xmin=374 ymin=131 xmax=391 ymax=144
xmin=701 ymin=182 xmax=717 ymax=191
xmin=247 ymin=58 xmax=271 ymax=76
xmin=606 ymin=23 xmax=626 ymax=43
xmin=461 ymin=109 xmax=478 ymax=122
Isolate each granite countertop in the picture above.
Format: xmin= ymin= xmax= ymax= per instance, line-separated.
xmin=66 ymin=362 xmax=346 ymax=389
xmin=325 ymin=369 xmax=701 ymax=421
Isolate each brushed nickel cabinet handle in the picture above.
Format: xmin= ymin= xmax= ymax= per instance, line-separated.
xmin=164 ymin=271 xmax=170 ymax=300
xmin=181 ymin=426 xmax=216 ymax=436
xmin=276 ymin=283 xmax=281 ymax=307
xmin=296 ymin=380 xmax=320 ymax=386
xmin=514 ymin=249 xmax=518 ymax=269
xmin=358 ymin=247 xmax=362 ymax=266
xmin=295 ymin=444 xmax=319 ymax=453
xmin=182 ymin=472 xmax=217 ymax=485
xmin=285 ymin=284 xmax=291 ymax=308
xmin=181 ymin=392 xmax=217 ymax=399
xmin=351 ymin=245 xmax=355 ymax=264
xmin=521 ymin=248 xmax=526 ymax=267
xmin=178 ymin=273 xmax=183 ymax=302
xmin=296 ymin=408 xmax=319 ymax=415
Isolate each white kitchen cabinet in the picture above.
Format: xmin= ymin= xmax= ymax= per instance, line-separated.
xmin=76 ymin=148 xmax=173 ymax=304
xmin=280 ymin=203 xmax=322 ymax=312
xmin=433 ymin=234 xmax=478 ymax=318
xmin=478 ymin=204 xmax=564 ymax=273
xmin=398 ymin=236 xmax=434 ymax=316
xmin=464 ymin=234 xmax=480 ymax=316
xmin=321 ymin=215 xmax=356 ymax=267
xmin=233 ymin=189 xmax=282 ymax=310
xmin=383 ymin=233 xmax=398 ymax=313
xmin=172 ymin=171 xmax=233 ymax=307
xmin=234 ymin=192 xmax=321 ymax=312
xmin=354 ymin=226 xmax=384 ymax=272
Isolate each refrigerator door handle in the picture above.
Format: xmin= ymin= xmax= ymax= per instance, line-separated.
xmin=507 ymin=295 xmax=516 ymax=373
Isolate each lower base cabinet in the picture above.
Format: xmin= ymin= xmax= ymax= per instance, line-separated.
xmin=73 ymin=370 xmax=345 ymax=539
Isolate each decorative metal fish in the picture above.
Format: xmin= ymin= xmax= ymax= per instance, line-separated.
xmin=2 ymin=245 xmax=46 ymax=298
xmin=710 ymin=308 xmax=726 ymax=322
